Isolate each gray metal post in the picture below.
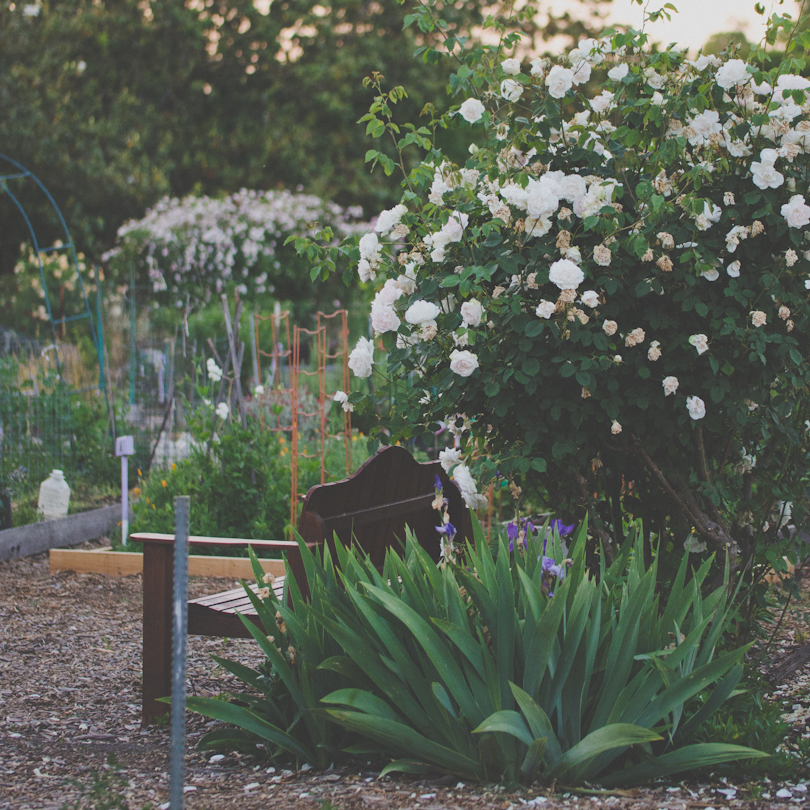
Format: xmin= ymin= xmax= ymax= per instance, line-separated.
xmin=169 ymin=496 xmax=190 ymax=810
xmin=249 ymin=312 xmax=260 ymax=390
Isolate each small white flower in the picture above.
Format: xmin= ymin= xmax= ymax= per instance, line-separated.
xmin=781 ymin=194 xmax=810 ymax=228
xmin=449 ymin=349 xmax=479 ymax=377
xmin=715 ymin=58 xmax=750 ymax=90
xmin=593 ymin=245 xmax=612 ymax=266
xmin=460 ymin=300 xmax=484 ymax=327
xmin=603 ymin=320 xmax=618 ymax=336
xmin=580 ymin=290 xmax=599 ymax=308
xmin=686 ymin=396 xmax=706 ymax=420
xmin=750 ymin=161 xmax=784 ymax=190
xmin=405 ymin=300 xmax=441 ymax=325
xmin=215 ymin=402 xmax=230 ymax=420
xmin=611 ymin=420 xmax=622 ymax=435
xmin=726 ymin=260 xmax=741 ymax=278
xmin=689 ymin=334 xmax=709 ymax=355
xmin=530 ymin=57 xmax=549 ymax=76
xmin=439 ymin=446 xmax=462 ymax=473
xmin=647 ymin=341 xmax=662 ymax=361
xmin=459 ymin=98 xmax=485 ymax=123
xmin=751 ymin=310 xmax=767 ymax=328
xmin=206 ymin=358 xmax=223 ymax=382
xmin=501 ymin=58 xmax=521 ymax=75
xmin=500 ymin=78 xmax=523 ymax=102
xmin=348 ymin=337 xmax=375 ymax=378
xmin=253 ymin=385 xmax=265 ymax=396
xmin=546 ymin=65 xmax=574 ymax=98
xmin=662 ymin=376 xmax=679 ymax=396
xmin=535 ymin=300 xmax=556 ymax=319
xmin=333 ymin=390 xmax=353 ymax=413
xmin=607 ymin=63 xmax=629 ymax=82
xmin=548 ymin=258 xmax=585 ymax=290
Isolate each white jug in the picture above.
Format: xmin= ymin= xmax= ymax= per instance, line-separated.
xmin=38 ymin=469 xmax=71 ymax=521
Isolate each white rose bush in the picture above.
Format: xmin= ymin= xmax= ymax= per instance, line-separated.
xmin=106 ymin=188 xmax=368 ymax=308
xmin=293 ymin=1 xmax=810 ymax=581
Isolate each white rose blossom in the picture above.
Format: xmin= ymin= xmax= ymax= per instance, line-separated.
xmin=581 ymin=290 xmax=599 ymax=308
xmin=536 ymin=300 xmax=556 ymax=319
xmin=500 ymin=78 xmax=523 ymax=102
xmin=715 ymin=59 xmax=750 ymax=90
xmin=662 ymin=376 xmax=679 ymax=396
xmin=603 ymin=320 xmax=618 ymax=336
xmin=439 ymin=446 xmax=462 ymax=473
xmin=449 ymin=349 xmax=479 ymax=377
xmin=452 ymin=464 xmax=488 ymax=510
xmin=546 ymin=65 xmax=574 ymax=99
xmin=215 ymin=402 xmax=230 ymax=420
xmin=781 ymin=194 xmax=810 ymax=228
xmin=333 ymin=390 xmax=353 ymax=413
xmin=548 ymin=258 xmax=585 ymax=290
xmin=370 ymin=301 xmax=401 ymax=334
xmin=689 ymin=334 xmax=709 ymax=355
xmin=206 ymin=358 xmax=223 ymax=382
xmin=374 ymin=204 xmax=407 ymax=236
xmin=607 ymin=63 xmax=629 ymax=82
xmin=686 ymin=396 xmax=706 ymax=420
xmin=405 ymin=300 xmax=441 ymax=325
xmin=348 ymin=337 xmax=375 ymax=378
xmin=647 ymin=341 xmax=662 ymax=361
xmin=460 ymin=300 xmax=484 ymax=327
xmin=501 ymin=58 xmax=521 ymax=75
xmin=459 ymin=98 xmax=485 ymax=123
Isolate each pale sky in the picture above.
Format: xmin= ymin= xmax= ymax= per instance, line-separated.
xmin=556 ymin=0 xmax=800 ymax=53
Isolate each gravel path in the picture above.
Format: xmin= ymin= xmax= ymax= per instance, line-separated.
xmin=1 ymin=546 xmax=808 ymax=809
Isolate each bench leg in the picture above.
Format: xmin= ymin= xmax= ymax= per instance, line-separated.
xmin=141 ymin=542 xmax=174 ymax=725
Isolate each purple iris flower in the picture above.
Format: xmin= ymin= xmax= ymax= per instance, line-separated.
xmin=541 ymin=555 xmax=564 ymax=579
xmin=550 ymin=518 xmax=575 ymax=537
xmin=507 ymin=518 xmax=536 ymax=552
xmin=434 ymin=475 xmax=443 ymax=492
xmin=436 ymin=522 xmax=457 ymax=538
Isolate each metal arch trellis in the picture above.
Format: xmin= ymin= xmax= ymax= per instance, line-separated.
xmin=0 ymin=153 xmax=105 ymax=394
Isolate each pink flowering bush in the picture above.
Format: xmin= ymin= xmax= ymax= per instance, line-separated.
xmin=296 ymin=2 xmax=810 ymax=577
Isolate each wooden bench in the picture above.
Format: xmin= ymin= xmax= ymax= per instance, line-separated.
xmin=130 ymin=444 xmax=469 ymax=723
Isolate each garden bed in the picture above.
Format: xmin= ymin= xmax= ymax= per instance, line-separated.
xmin=48 ymin=546 xmax=286 ymax=579
xmin=0 ymin=544 xmax=808 ymax=808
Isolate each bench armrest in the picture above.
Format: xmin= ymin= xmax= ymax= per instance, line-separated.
xmin=129 ymin=532 xmax=308 ymax=552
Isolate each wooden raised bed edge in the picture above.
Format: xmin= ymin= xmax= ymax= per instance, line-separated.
xmin=49 ymin=547 xmax=286 ymax=579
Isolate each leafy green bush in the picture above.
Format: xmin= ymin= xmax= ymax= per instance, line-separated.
xmin=187 ymin=518 xmax=766 ymax=785
xmin=129 ymin=405 xmax=368 ymax=547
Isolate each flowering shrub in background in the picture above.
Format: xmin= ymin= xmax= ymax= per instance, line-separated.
xmin=105 ymin=189 xmax=369 ymax=309
xmin=297 ymin=0 xmax=810 ymax=578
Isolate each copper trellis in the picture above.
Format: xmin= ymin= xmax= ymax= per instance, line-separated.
xmin=254 ymin=308 xmax=352 ymax=536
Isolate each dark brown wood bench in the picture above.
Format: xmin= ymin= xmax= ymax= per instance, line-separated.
xmin=130 ymin=444 xmax=470 ymax=723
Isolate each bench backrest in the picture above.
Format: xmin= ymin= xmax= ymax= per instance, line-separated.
xmin=289 ymin=444 xmax=470 ymax=593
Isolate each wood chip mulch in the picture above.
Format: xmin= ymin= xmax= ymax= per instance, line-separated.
xmin=1 ymin=544 xmax=808 ymax=810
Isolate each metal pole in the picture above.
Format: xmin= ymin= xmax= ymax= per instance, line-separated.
xmin=169 ymin=496 xmax=190 ymax=810
xmin=121 ymin=455 xmax=128 ymax=546
xmin=129 ymin=267 xmax=136 ymax=406
xmin=249 ymin=312 xmax=260 ymax=390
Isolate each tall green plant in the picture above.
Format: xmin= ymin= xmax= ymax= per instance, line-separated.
xmin=188 ymin=518 xmax=766 ymax=784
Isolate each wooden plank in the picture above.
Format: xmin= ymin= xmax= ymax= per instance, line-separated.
xmin=48 ymin=547 xmax=286 ymax=579
xmin=0 ymin=504 xmax=130 ymax=562
xmin=129 ymin=532 xmax=300 ymax=549
xmin=142 ymin=542 xmax=173 ymax=723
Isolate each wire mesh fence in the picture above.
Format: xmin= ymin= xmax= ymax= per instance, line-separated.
xmin=0 ymin=331 xmax=74 ymax=498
